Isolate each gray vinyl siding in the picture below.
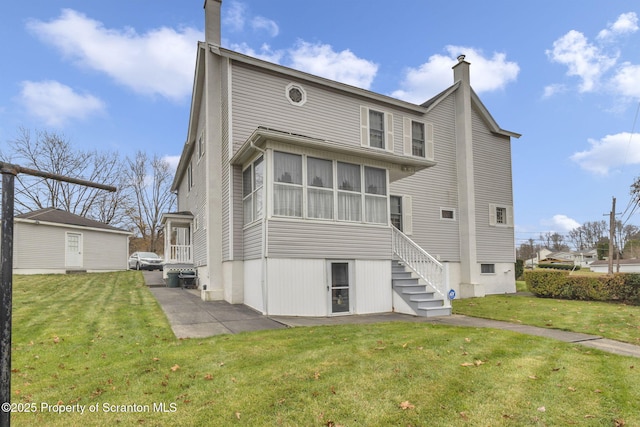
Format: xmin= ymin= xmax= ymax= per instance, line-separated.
xmin=222 ymin=59 xmax=231 ymax=261
xmin=192 ymin=95 xmax=208 ymax=267
xmin=243 ymin=222 xmax=263 ymax=260
xmin=232 ymin=165 xmax=244 ymax=259
xmin=14 ymin=222 xmax=128 ymax=271
xmin=230 ymin=62 xmax=411 ymax=157
xmin=472 ymin=106 xmax=515 ymax=263
xmin=389 ymin=95 xmax=461 ymax=261
xmin=267 ymin=219 xmax=392 ymax=259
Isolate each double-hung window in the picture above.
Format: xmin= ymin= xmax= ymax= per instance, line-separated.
xmin=361 ymin=106 xmax=393 ymax=151
xmin=337 ymin=162 xmax=362 ymax=222
xmin=273 ymin=152 xmax=303 ymax=217
xmin=369 ymin=110 xmax=385 ymax=149
xmin=411 ymin=121 xmax=425 ymax=157
xmin=307 ymin=157 xmax=333 ymax=219
xmin=364 ymin=167 xmax=387 ymax=224
xmin=242 ymin=156 xmax=263 ymax=225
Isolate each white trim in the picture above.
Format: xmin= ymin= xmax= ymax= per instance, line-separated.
xmin=285 ymin=83 xmax=307 ymax=106
xmin=440 ymin=207 xmax=457 ymax=221
xmin=327 ymin=260 xmax=354 ymax=316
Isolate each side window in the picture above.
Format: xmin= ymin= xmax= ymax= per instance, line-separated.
xmin=242 ymin=156 xmax=264 ymax=225
xmin=361 ymin=106 xmax=393 ymax=151
xmin=489 ymin=204 xmax=514 ymax=227
xmin=403 ymin=118 xmax=434 ymax=160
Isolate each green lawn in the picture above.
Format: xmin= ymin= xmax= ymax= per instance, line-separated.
xmin=453 ymin=293 xmax=640 ymax=345
xmin=8 ymin=272 xmax=640 ymax=426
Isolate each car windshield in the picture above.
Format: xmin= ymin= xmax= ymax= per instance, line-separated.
xmin=138 ymin=252 xmax=160 ymax=259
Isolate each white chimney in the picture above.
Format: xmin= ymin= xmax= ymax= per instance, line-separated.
xmin=452 ymin=54 xmax=470 ymax=86
xmin=204 ymin=0 xmax=222 ymax=45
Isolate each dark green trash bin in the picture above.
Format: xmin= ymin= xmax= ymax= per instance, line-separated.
xmin=166 ymin=272 xmax=180 ymax=288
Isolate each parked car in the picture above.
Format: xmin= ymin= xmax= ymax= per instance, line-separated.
xmin=128 ymin=252 xmax=164 ymax=271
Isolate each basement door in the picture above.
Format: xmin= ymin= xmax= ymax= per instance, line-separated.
xmin=65 ymin=232 xmax=83 ymax=268
xmin=328 ymin=261 xmax=353 ymax=315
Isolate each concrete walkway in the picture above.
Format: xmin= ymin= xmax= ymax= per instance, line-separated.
xmin=143 ymin=271 xmax=640 ymax=358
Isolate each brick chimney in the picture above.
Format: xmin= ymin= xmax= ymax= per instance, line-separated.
xmin=204 ymin=0 xmax=222 ymax=45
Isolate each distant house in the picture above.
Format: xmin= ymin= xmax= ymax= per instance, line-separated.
xmin=11 ymin=208 xmax=131 ymax=274
xmin=540 ymin=249 xmax=598 ymax=268
xmin=590 ymin=259 xmax=640 ymax=274
xmin=162 ymin=0 xmax=520 ymax=317
xmin=524 ymin=248 xmax=553 ymax=269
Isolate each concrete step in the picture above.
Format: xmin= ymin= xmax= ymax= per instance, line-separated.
xmin=417 ymin=306 xmax=452 ymax=317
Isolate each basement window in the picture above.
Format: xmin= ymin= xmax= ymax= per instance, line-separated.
xmin=481 ymin=264 xmax=495 ymax=274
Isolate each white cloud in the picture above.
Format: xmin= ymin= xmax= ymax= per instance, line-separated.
xmin=229 ymin=42 xmax=284 ymax=64
xmin=288 ymin=41 xmax=378 ymax=90
xmin=19 ymin=80 xmax=105 ymax=126
xmin=547 ymin=13 xmax=639 ymax=96
xmin=542 ymin=83 xmax=567 ymax=98
xmin=391 ymin=46 xmax=519 ymax=104
xmin=251 ymin=16 xmax=279 ymax=37
xmin=570 ymin=132 xmax=640 ymax=175
xmin=223 ymin=1 xmax=246 ymax=32
xmin=598 ymin=12 xmax=639 ymax=40
xmin=163 ymin=155 xmax=180 ymax=172
xmin=542 ymin=214 xmax=581 ymax=232
xmin=546 ymin=30 xmax=617 ymax=93
xmin=611 ymin=62 xmax=640 ymax=99
xmin=27 ymin=9 xmax=201 ymax=101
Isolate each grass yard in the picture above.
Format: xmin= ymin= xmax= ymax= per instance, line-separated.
xmin=453 ymin=293 xmax=640 ymax=345
xmin=7 ymin=272 xmax=640 ymax=426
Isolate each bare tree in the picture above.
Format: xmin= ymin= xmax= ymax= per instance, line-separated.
xmin=1 ymin=127 xmax=131 ymax=228
xmin=539 ymin=232 xmax=570 ymax=252
xmin=126 ymin=151 xmax=176 ymax=253
xmin=567 ymin=220 xmax=608 ymax=250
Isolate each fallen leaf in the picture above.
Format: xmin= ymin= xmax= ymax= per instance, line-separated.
xmin=528 ymin=375 xmax=538 ymax=380
xmin=459 ymin=411 xmax=469 ymax=420
xmin=170 ymin=364 xmax=180 ymax=372
xmin=460 ymin=362 xmax=475 ymax=367
xmin=235 ymin=412 xmax=241 ymax=419
xmin=53 ymin=336 xmax=60 ymax=344
xmin=585 ymin=415 xmax=596 ymax=419
xmin=314 ymin=372 xmax=321 ymax=380
xmin=400 ymin=401 xmax=415 ymax=410
xmin=567 ymin=386 xmax=576 ymax=392
xmin=204 ymin=374 xmax=213 ymax=380
xmin=402 ymin=343 xmax=408 ymax=348
xmin=474 ymin=360 xmax=485 ymax=366
xmin=152 ymin=357 xmax=160 ymax=362
xmin=537 ymin=406 xmax=546 ymax=412
xmin=465 ymin=338 xmax=471 ymax=342
xmin=594 ymin=389 xmax=602 ymax=393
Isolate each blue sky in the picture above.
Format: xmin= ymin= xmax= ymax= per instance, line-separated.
xmin=2 ymin=1 xmax=640 ymax=249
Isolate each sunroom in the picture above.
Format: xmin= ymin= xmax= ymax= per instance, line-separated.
xmin=230 ymin=127 xmax=438 ymax=316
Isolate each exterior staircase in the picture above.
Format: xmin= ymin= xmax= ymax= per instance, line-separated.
xmin=392 ymin=260 xmax=451 ymax=318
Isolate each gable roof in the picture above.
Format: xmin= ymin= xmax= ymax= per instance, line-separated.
xmin=15 ymin=208 xmax=129 ymax=233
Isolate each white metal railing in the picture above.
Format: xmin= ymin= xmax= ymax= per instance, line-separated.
xmin=169 ymin=245 xmax=192 ymax=263
xmin=392 ymin=227 xmax=450 ymax=307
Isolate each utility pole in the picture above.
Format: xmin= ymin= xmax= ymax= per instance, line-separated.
xmin=608 ymin=197 xmax=616 ymax=275
xmin=0 ymin=161 xmax=115 ymax=427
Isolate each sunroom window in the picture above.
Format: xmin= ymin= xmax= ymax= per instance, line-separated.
xmin=337 ymin=162 xmax=362 ymax=222
xmin=243 ymin=156 xmax=263 ymax=225
xmin=307 ymin=157 xmax=333 ymax=219
xmin=364 ymin=166 xmax=387 ymax=224
xmin=273 ymin=152 xmax=302 ymax=217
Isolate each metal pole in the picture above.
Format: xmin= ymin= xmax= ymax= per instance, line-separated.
xmin=0 ymin=169 xmax=16 ymax=427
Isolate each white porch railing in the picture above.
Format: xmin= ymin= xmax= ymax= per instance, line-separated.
xmin=168 ymin=245 xmax=192 ymax=264
xmin=392 ymin=227 xmax=450 ymax=308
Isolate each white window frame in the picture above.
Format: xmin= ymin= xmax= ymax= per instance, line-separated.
xmin=480 ymin=263 xmax=496 ymax=274
xmin=285 ymin=83 xmax=307 ymax=106
xmin=197 ymin=131 xmax=205 ymax=159
xmin=271 ymin=151 xmax=390 ymax=226
xmin=440 ymin=208 xmax=457 ymax=221
xmin=403 ymin=118 xmax=434 ymax=160
xmin=489 ymin=204 xmax=514 ymax=227
xmin=360 ymin=106 xmax=394 ymax=153
xmin=242 ymin=155 xmax=264 ymax=226
xmin=187 ymin=162 xmax=193 ymax=191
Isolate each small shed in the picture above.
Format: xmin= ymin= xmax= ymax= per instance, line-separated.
xmin=11 ymin=208 xmax=131 ymax=274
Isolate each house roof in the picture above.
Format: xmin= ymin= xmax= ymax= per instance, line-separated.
xmin=172 ymin=42 xmax=521 ymax=191
xmin=15 ymin=208 xmax=129 ymax=233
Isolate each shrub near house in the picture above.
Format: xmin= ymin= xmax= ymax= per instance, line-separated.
xmin=525 ymin=270 xmax=640 ymax=304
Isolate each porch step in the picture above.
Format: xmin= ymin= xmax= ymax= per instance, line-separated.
xmin=392 ymin=260 xmax=451 ymax=318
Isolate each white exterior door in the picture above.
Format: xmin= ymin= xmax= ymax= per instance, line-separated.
xmin=65 ymin=232 xmax=83 ymax=268
xmin=328 ymin=261 xmax=353 ymax=315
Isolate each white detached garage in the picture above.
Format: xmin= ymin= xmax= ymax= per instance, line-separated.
xmin=11 ymin=208 xmax=131 ymax=274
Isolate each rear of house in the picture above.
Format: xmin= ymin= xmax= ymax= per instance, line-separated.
xmin=163 ymin=0 xmax=520 ymax=317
